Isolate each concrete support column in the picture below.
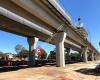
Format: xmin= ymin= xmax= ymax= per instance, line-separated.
xmin=95 ymin=54 xmax=98 ymax=61
xmin=82 ymin=47 xmax=88 ymax=62
xmin=27 ymin=37 xmax=38 ymax=67
xmin=79 ymin=51 xmax=83 ymax=61
xmin=91 ymin=51 xmax=94 ymax=61
xmin=94 ymin=53 xmax=96 ymax=61
xmin=55 ymin=31 xmax=67 ymax=67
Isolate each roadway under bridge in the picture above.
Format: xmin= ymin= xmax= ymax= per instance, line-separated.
xmin=0 ymin=0 xmax=99 ymax=67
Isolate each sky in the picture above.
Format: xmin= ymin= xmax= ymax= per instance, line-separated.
xmin=0 ymin=0 xmax=100 ymax=53
xmin=0 ymin=30 xmax=55 ymax=54
xmin=59 ymin=0 xmax=100 ymax=51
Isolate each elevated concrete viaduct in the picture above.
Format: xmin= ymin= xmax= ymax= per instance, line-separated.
xmin=0 ymin=0 xmax=99 ymax=67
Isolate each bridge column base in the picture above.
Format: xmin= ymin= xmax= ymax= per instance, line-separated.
xmin=91 ymin=51 xmax=94 ymax=61
xmin=55 ymin=31 xmax=67 ymax=67
xmin=82 ymin=47 xmax=88 ymax=63
xmin=27 ymin=37 xmax=38 ymax=67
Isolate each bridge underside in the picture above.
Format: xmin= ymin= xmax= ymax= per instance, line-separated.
xmin=0 ymin=14 xmax=81 ymax=52
xmin=0 ymin=13 xmax=97 ymax=67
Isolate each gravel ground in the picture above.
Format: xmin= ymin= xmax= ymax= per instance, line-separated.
xmin=0 ymin=61 xmax=100 ymax=80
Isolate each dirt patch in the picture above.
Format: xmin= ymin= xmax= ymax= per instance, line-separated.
xmin=0 ymin=61 xmax=100 ymax=80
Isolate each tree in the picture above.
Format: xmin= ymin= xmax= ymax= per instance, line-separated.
xmin=35 ymin=46 xmax=47 ymax=59
xmin=15 ymin=44 xmax=29 ymax=58
xmin=48 ymin=50 xmax=56 ymax=59
xmin=15 ymin=44 xmax=23 ymax=54
xmin=41 ymin=51 xmax=47 ymax=59
xmin=0 ymin=51 xmax=4 ymax=57
xmin=19 ymin=47 xmax=29 ymax=58
xmin=0 ymin=51 xmax=8 ymax=57
xmin=0 ymin=51 xmax=11 ymax=60
xmin=65 ymin=53 xmax=69 ymax=59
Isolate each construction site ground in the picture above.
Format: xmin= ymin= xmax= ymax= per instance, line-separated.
xmin=0 ymin=61 xmax=100 ymax=80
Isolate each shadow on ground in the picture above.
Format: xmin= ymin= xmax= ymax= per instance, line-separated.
xmin=0 ymin=63 xmax=56 ymax=73
xmin=0 ymin=61 xmax=83 ymax=73
xmin=0 ymin=66 xmax=29 ymax=73
xmin=76 ymin=68 xmax=100 ymax=76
